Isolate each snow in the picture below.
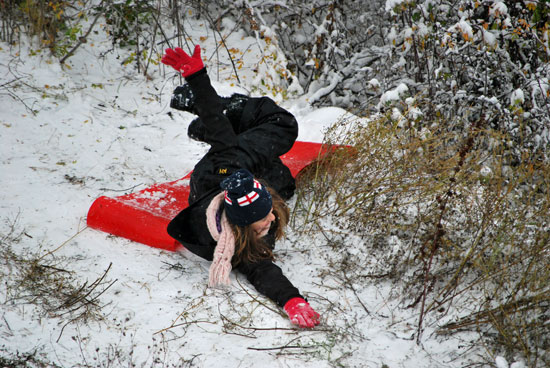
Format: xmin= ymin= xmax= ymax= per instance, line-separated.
xmin=368 ymin=78 xmax=381 ymax=89
xmin=378 ymin=82 xmax=409 ymax=107
xmin=483 ymin=29 xmax=498 ymax=48
xmin=0 ymin=13 xmax=514 ymax=368
xmin=448 ymin=18 xmax=474 ymax=41
xmin=385 ymin=0 xmax=407 ymax=13
xmin=490 ymin=2 xmax=509 ymax=17
xmin=530 ymin=77 xmax=550 ymax=107
xmin=495 ymin=356 xmax=510 ymax=368
xmin=295 ymin=106 xmax=350 ymax=142
xmin=480 ymin=166 xmax=493 ymax=178
xmin=510 ymin=88 xmax=525 ymax=106
xmin=387 ymin=26 xmax=398 ymax=44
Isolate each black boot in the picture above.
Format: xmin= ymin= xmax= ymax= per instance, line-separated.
xmin=223 ymin=93 xmax=249 ymax=129
xmin=187 ymin=93 xmax=250 ymax=142
xmin=188 ymin=117 xmax=206 ymax=142
xmin=170 ymin=84 xmax=196 ymax=113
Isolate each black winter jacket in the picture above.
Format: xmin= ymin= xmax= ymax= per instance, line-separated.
xmin=167 ymin=69 xmax=302 ymax=307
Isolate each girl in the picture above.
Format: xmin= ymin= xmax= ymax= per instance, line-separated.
xmin=162 ymin=45 xmax=320 ymax=328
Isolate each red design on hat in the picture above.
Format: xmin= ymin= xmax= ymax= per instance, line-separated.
xmin=224 ymin=191 xmax=233 ymax=205
xmin=237 ymin=191 xmax=259 ymax=206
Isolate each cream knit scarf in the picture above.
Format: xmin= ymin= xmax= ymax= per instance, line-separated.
xmin=206 ymin=192 xmax=236 ymax=287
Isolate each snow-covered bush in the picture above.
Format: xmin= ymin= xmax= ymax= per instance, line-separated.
xmin=0 ymin=0 xmax=82 ymax=56
xmin=100 ymin=0 xmax=158 ymax=47
xmin=5 ymin=1 xmax=547 ymax=159
xmin=206 ymin=0 xmax=549 ymax=160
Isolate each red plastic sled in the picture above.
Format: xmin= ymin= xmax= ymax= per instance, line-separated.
xmin=87 ymin=141 xmax=328 ymax=251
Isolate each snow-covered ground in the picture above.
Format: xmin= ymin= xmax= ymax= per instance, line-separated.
xmin=1 ymin=14 xmax=515 ymax=368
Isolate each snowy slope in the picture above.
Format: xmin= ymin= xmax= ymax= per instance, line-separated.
xmin=0 ymin=13 xmax=513 ymax=368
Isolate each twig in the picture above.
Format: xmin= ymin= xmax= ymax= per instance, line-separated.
xmin=247 ymin=334 xmax=319 ymax=352
xmin=248 ymin=345 xmax=318 ymax=351
xmin=202 ymin=11 xmax=241 ymax=84
xmin=235 ymin=276 xmax=282 ymax=315
xmin=0 ymin=76 xmax=24 ymax=88
xmin=151 ymin=10 xmax=174 ymax=49
xmin=99 ymin=183 xmax=143 ymax=192
xmin=415 ymin=115 xmax=485 ymax=344
xmin=154 ymin=320 xmax=216 ymax=335
xmin=439 ymin=294 xmax=550 ymax=335
xmin=57 ymin=264 xmax=116 ymax=316
xmin=161 ymin=261 xmax=189 ymax=273
xmin=154 ymin=298 xmax=207 ymax=335
xmin=342 ymin=268 xmax=370 ymax=315
xmin=55 ymin=264 xmax=115 ymax=342
xmin=3 ymin=315 xmax=13 ymax=335
xmin=80 ymin=264 xmax=116 ymax=304
xmin=4 ymin=90 xmax=38 ymax=116
xmin=59 ymin=0 xmax=106 ymax=65
xmin=143 ymin=0 xmax=162 ymax=76
xmin=220 ymin=313 xmax=296 ymax=333
xmin=38 ymin=226 xmax=88 ymax=261
xmin=135 ymin=11 xmax=140 ymax=73
xmin=56 ymin=315 xmax=81 ymax=343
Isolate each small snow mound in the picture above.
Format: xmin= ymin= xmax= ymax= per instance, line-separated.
xmin=480 ymin=166 xmax=493 ymax=178
xmin=368 ymin=78 xmax=381 ymax=89
xmin=510 ymin=88 xmax=524 ymax=106
xmin=490 ymin=2 xmax=508 ymax=17
xmin=482 ymin=29 xmax=497 ymax=48
xmin=495 ymin=356 xmax=509 ymax=368
xmin=379 ymin=83 xmax=409 ymax=107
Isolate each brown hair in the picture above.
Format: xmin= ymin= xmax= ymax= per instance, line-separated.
xmin=229 ymin=187 xmax=289 ymax=266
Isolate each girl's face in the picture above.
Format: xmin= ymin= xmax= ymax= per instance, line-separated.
xmin=250 ymin=208 xmax=275 ymax=238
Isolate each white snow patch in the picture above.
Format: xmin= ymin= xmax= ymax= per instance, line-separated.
xmin=510 ymin=88 xmax=525 ymax=106
xmin=480 ymin=166 xmax=493 ymax=178
xmin=385 ymin=0 xmax=407 ymax=12
xmin=379 ymin=83 xmax=409 ymax=107
xmin=490 ymin=2 xmax=508 ymax=17
xmin=482 ymin=29 xmax=498 ymax=48
xmin=368 ymin=78 xmax=381 ymax=89
xmin=449 ymin=18 xmax=474 ymax=41
xmin=495 ymin=356 xmax=509 ymax=368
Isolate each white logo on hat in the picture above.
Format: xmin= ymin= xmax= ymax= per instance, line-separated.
xmin=236 ymin=181 xmax=263 ymax=207
xmin=237 ymin=191 xmax=259 ymax=206
xmin=225 ymin=179 xmax=263 ymax=207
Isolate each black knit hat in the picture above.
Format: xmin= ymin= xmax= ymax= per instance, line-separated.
xmin=220 ymin=169 xmax=272 ymax=227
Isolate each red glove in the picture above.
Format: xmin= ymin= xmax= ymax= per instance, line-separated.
xmin=284 ymin=297 xmax=320 ymax=328
xmin=161 ymin=45 xmax=204 ymax=77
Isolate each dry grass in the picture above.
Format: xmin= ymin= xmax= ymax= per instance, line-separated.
xmin=0 ymin=216 xmax=115 ymax=342
xmin=293 ymin=112 xmax=550 ymax=367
